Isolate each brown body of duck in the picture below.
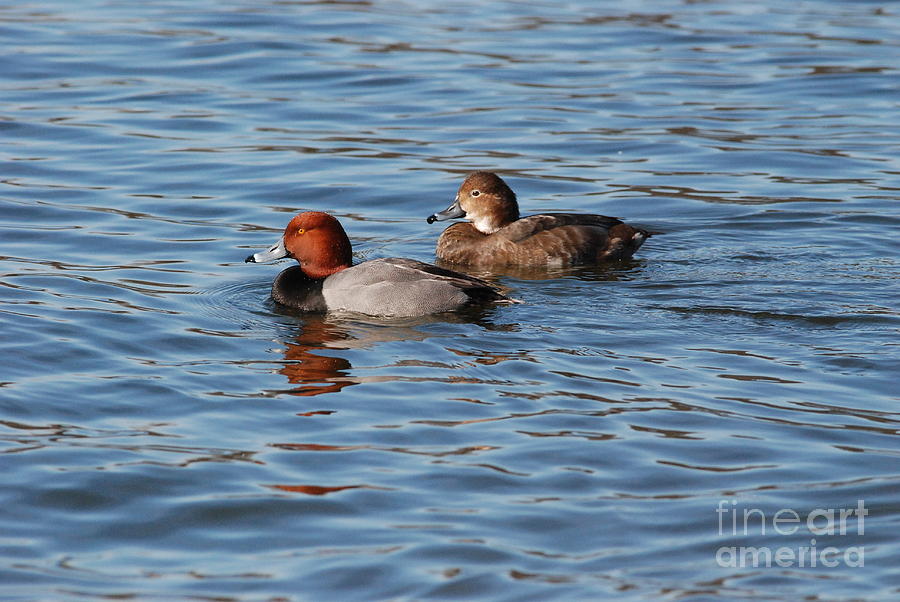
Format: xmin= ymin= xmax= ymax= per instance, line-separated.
xmin=427 ymin=172 xmax=651 ymax=267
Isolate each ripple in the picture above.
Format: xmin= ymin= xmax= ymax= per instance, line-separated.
xmin=2 ymin=0 xmax=899 ymax=599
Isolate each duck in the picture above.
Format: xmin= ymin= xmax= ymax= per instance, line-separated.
xmin=245 ymin=211 xmax=512 ymax=317
xmin=427 ymin=171 xmax=651 ymax=266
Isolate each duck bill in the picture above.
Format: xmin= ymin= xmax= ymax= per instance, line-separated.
xmin=426 ymin=198 xmax=466 ymax=224
xmin=245 ymin=237 xmax=291 ymax=263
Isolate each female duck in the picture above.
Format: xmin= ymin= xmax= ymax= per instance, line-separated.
xmin=427 ymin=172 xmax=651 ymax=266
xmin=245 ymin=211 xmax=510 ymax=317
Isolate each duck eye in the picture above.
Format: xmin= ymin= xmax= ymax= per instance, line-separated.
xmin=471 ymin=190 xmax=480 ymax=197
xmin=297 ymin=228 xmax=306 ymax=234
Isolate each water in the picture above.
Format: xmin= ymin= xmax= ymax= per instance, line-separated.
xmin=2 ymin=0 xmax=899 ymax=599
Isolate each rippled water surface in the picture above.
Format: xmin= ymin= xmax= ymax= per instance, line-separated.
xmin=2 ymin=0 xmax=899 ymax=599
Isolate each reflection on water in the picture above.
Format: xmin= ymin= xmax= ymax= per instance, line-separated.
xmin=278 ymin=316 xmax=356 ymax=397
xmin=435 ymin=257 xmax=648 ymax=283
xmin=2 ymin=0 xmax=899 ymax=599
xmin=269 ymin=304 xmax=525 ymax=397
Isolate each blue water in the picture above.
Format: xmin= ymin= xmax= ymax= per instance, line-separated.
xmin=2 ymin=0 xmax=899 ymax=599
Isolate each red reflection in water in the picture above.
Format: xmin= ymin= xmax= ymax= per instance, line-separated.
xmin=279 ymin=317 xmax=355 ymax=397
xmin=269 ymin=484 xmax=364 ymax=496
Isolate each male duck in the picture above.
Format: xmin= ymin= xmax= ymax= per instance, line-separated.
xmin=246 ymin=211 xmax=511 ymax=317
xmin=427 ymin=172 xmax=651 ymax=266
